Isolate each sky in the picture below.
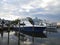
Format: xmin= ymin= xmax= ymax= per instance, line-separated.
xmin=0 ymin=0 xmax=60 ymax=22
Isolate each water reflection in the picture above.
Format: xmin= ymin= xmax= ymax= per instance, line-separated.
xmin=0 ymin=28 xmax=60 ymax=45
xmin=45 ymin=28 xmax=58 ymax=33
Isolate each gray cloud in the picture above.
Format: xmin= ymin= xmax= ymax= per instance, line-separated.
xmin=0 ymin=0 xmax=60 ymax=22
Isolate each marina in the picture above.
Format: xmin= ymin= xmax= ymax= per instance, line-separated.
xmin=0 ymin=17 xmax=59 ymax=45
xmin=0 ymin=0 xmax=60 ymax=45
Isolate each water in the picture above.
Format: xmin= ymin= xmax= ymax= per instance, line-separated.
xmin=0 ymin=28 xmax=60 ymax=45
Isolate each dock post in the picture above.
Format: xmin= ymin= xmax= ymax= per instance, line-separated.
xmin=18 ymin=21 xmax=20 ymax=45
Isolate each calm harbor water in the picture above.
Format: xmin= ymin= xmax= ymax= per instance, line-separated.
xmin=0 ymin=28 xmax=60 ymax=45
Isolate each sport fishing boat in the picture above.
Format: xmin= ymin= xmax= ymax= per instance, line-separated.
xmin=14 ymin=19 xmax=46 ymax=37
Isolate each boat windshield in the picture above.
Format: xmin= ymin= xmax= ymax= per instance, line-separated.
xmin=20 ymin=20 xmax=33 ymax=26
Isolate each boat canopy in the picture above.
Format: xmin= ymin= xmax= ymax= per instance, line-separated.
xmin=20 ymin=20 xmax=33 ymax=26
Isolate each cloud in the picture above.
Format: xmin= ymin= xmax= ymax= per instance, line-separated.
xmin=0 ymin=12 xmax=19 ymax=20
xmin=20 ymin=0 xmax=60 ymax=14
xmin=0 ymin=0 xmax=60 ymax=22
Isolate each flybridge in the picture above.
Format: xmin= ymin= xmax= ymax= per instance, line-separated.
xmin=20 ymin=17 xmax=46 ymax=26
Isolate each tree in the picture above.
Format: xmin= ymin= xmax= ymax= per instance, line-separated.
xmin=5 ymin=20 xmax=13 ymax=45
xmin=12 ymin=19 xmax=21 ymax=45
xmin=1 ymin=19 xmax=5 ymax=38
xmin=6 ymin=19 xmax=20 ymax=45
xmin=27 ymin=17 xmax=34 ymax=25
xmin=11 ymin=19 xmax=19 ymax=27
xmin=11 ymin=19 xmax=20 ymax=34
xmin=27 ymin=17 xmax=35 ymax=45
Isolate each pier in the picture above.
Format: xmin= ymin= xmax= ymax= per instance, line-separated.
xmin=0 ymin=27 xmax=47 ymax=37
